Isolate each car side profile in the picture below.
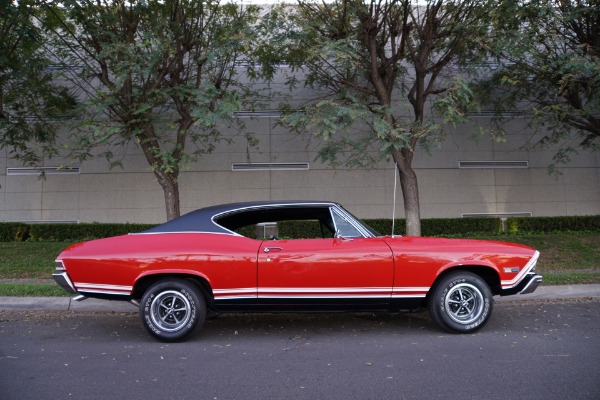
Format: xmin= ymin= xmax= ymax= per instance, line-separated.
xmin=53 ymin=201 xmax=542 ymax=341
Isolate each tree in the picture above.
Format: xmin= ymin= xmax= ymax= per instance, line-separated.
xmin=278 ymin=0 xmax=492 ymax=236
xmin=43 ymin=0 xmax=266 ymax=220
xmin=479 ymin=0 xmax=599 ymax=167
xmin=0 ymin=0 xmax=75 ymax=171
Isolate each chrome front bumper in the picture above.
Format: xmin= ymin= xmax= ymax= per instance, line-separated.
xmin=500 ymin=272 xmax=543 ymax=296
xmin=520 ymin=274 xmax=543 ymax=295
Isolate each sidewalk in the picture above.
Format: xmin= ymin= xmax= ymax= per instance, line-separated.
xmin=1 ymin=284 xmax=599 ymax=312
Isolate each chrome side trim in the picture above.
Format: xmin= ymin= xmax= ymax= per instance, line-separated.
xmin=213 ymin=286 xmax=430 ymax=301
xmin=132 ymin=231 xmax=241 ymax=237
xmin=213 ymin=288 xmax=257 ymax=300
xmin=77 ymin=289 xmax=131 ymax=296
xmin=391 ymin=287 xmax=430 ymax=298
xmin=257 ymin=294 xmax=391 ymax=299
xmin=211 ymin=202 xmax=338 ymax=236
xmin=259 ymin=287 xmax=393 ymax=294
xmin=258 ymin=287 xmax=392 ymax=299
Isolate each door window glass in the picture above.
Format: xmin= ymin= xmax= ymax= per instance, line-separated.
xmin=331 ymin=209 xmax=363 ymax=238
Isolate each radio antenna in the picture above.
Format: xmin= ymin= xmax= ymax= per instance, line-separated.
xmin=391 ymin=161 xmax=397 ymax=238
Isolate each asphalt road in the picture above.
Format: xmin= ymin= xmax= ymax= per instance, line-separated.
xmin=1 ymin=299 xmax=598 ymax=400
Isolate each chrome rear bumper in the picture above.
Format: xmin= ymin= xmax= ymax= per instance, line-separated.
xmin=52 ymin=272 xmax=78 ymax=295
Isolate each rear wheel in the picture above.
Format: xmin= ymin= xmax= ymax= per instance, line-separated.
xmin=428 ymin=271 xmax=493 ymax=333
xmin=140 ymin=279 xmax=206 ymax=342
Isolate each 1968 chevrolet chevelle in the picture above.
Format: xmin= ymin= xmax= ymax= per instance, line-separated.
xmin=53 ymin=201 xmax=542 ymax=341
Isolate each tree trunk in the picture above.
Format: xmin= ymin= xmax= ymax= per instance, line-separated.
xmin=137 ymin=125 xmax=182 ymax=222
xmin=393 ymin=148 xmax=421 ymax=237
xmin=155 ymin=170 xmax=180 ymax=221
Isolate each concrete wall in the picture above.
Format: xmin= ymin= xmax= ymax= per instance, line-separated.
xmin=1 ymin=114 xmax=599 ymax=224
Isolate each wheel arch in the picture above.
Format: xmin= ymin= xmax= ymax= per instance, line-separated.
xmin=429 ymin=265 xmax=501 ymax=298
xmin=131 ymin=273 xmax=215 ymax=307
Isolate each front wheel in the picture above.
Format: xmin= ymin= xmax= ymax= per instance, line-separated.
xmin=428 ymin=271 xmax=493 ymax=334
xmin=140 ymin=279 xmax=206 ymax=342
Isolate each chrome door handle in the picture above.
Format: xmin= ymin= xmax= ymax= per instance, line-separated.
xmin=263 ymin=247 xmax=283 ymax=253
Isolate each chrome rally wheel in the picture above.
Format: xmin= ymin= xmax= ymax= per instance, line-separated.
xmin=444 ymin=282 xmax=485 ymax=325
xmin=149 ymin=290 xmax=193 ymax=333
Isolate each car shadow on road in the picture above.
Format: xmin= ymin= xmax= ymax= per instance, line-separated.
xmin=192 ymin=310 xmax=438 ymax=341
xmin=20 ymin=309 xmax=439 ymax=342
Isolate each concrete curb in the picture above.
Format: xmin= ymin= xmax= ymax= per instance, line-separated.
xmin=0 ymin=297 xmax=138 ymax=312
xmin=494 ymin=283 xmax=600 ymax=302
xmin=1 ymin=284 xmax=599 ymax=312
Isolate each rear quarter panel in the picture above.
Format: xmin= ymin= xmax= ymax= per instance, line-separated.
xmin=58 ymin=233 xmax=261 ymax=295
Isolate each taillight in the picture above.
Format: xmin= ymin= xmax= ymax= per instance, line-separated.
xmin=55 ymin=260 xmax=66 ymax=271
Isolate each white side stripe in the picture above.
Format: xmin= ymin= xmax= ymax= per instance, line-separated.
xmin=259 ymin=287 xmax=393 ymax=293
xmin=75 ymin=282 xmax=132 ymax=295
xmin=212 ymin=287 xmax=429 ymax=300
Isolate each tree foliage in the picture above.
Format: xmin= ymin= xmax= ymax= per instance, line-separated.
xmin=278 ymin=0 xmax=493 ymax=236
xmin=42 ymin=0 xmax=268 ymax=220
xmin=480 ymin=0 xmax=600 ymax=167
xmin=0 ymin=0 xmax=75 ymax=169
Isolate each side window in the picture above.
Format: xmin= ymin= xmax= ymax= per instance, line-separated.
xmin=234 ymin=219 xmax=335 ymax=240
xmin=221 ymin=206 xmax=338 ymax=240
xmin=331 ymin=209 xmax=363 ymax=238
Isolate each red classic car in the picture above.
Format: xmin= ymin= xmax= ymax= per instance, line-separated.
xmin=53 ymin=201 xmax=542 ymax=341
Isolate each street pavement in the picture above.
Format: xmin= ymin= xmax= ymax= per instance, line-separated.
xmin=1 ymin=283 xmax=599 ymax=312
xmin=1 ymin=299 xmax=599 ymax=400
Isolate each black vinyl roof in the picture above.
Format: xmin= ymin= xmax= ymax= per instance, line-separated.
xmin=137 ymin=201 xmax=338 ymax=235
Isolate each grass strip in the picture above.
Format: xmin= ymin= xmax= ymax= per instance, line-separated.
xmin=449 ymin=232 xmax=600 ymax=272
xmin=0 ymin=242 xmax=74 ymax=279
xmin=540 ymin=272 xmax=600 ymax=285
xmin=0 ymin=284 xmax=71 ymax=297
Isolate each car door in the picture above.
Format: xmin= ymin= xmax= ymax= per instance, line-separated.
xmin=257 ymin=236 xmax=394 ymax=307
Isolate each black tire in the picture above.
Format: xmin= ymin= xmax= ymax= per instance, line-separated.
xmin=140 ymin=279 xmax=206 ymax=342
xmin=428 ymin=271 xmax=493 ymax=334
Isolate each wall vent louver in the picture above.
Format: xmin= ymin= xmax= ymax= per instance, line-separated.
xmin=462 ymin=212 xmax=532 ymax=218
xmin=234 ymin=110 xmax=282 ymax=118
xmin=467 ymin=111 xmax=524 ymax=118
xmin=232 ymin=163 xmax=309 ymax=171
xmin=6 ymin=167 xmax=80 ymax=175
xmin=459 ymin=161 xmax=529 ymax=169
